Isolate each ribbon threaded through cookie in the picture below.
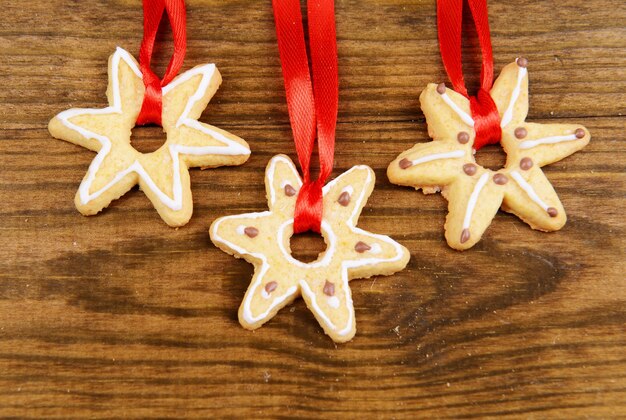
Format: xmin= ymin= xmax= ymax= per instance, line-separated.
xmin=437 ymin=0 xmax=501 ymax=150
xmin=136 ymin=0 xmax=187 ymax=126
xmin=272 ymin=0 xmax=338 ymax=234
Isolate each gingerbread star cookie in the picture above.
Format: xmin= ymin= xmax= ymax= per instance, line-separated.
xmin=210 ymin=155 xmax=410 ymax=343
xmin=49 ymin=47 xmax=250 ymax=226
xmin=388 ymin=58 xmax=590 ymax=250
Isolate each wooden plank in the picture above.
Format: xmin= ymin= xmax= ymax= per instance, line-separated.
xmin=0 ymin=0 xmax=624 ymax=417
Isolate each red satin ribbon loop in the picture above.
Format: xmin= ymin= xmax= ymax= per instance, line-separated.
xmin=136 ymin=0 xmax=187 ymax=126
xmin=293 ymin=180 xmax=324 ymax=233
xmin=272 ymin=0 xmax=338 ymax=234
xmin=469 ymin=88 xmax=501 ymax=148
xmin=437 ymin=0 xmax=500 ymax=150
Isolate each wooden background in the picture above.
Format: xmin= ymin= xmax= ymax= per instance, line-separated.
xmin=1 ymin=0 xmax=624 ymax=417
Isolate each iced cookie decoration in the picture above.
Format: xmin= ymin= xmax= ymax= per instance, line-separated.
xmin=48 ymin=1 xmax=249 ymax=227
xmin=211 ymin=0 xmax=409 ymax=342
xmin=388 ymin=59 xmax=589 ymax=250
xmin=211 ymin=155 xmax=409 ymax=342
xmin=388 ymin=1 xmax=589 ymax=250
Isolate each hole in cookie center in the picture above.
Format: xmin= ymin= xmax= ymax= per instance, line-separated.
xmin=289 ymin=231 xmax=328 ymax=263
xmin=473 ymin=143 xmax=507 ymax=171
xmin=131 ymin=126 xmax=167 ymax=154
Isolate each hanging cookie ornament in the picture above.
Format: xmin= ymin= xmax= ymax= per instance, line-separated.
xmin=210 ymin=0 xmax=409 ymax=343
xmin=49 ymin=0 xmax=250 ymax=227
xmin=387 ymin=0 xmax=590 ymax=250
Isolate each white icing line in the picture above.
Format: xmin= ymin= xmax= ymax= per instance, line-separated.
xmin=327 ymin=296 xmax=340 ymax=309
xmin=519 ymin=134 xmax=578 ymax=150
xmin=58 ymin=48 xmax=138 ymax=206
xmin=57 ymin=47 xmax=249 ymax=211
xmin=214 ymin=159 xmax=406 ymax=338
xmin=500 ymin=61 xmax=527 ymax=128
xmin=213 ymin=212 xmax=272 ymax=257
xmin=369 ymin=243 xmax=382 ymax=254
xmin=300 ymin=281 xmax=337 ymax=330
xmin=246 ymin=285 xmax=298 ymax=323
xmin=462 ymin=173 xmax=489 ymax=230
xmin=277 ymin=220 xmax=336 ymax=268
xmin=510 ymin=171 xmax=549 ymax=211
xmin=326 ymin=167 xmax=406 ymax=336
xmin=114 ymin=47 xmax=142 ymax=79
xmin=165 ymin=63 xmax=249 ymax=155
xmin=211 ymin=211 xmax=300 ymax=325
xmin=410 ymin=150 xmax=465 ymax=166
xmin=268 ymin=155 xmax=303 ymax=207
xmin=440 ymin=92 xmax=475 ymax=127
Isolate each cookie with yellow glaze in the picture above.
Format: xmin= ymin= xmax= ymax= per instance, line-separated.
xmin=211 ymin=155 xmax=410 ymax=343
xmin=388 ymin=58 xmax=590 ymax=250
xmin=48 ymin=47 xmax=250 ymax=227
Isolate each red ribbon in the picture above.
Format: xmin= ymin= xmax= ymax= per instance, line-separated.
xmin=437 ymin=0 xmax=501 ymax=150
xmin=272 ymin=0 xmax=338 ymax=234
xmin=136 ymin=0 xmax=187 ymax=126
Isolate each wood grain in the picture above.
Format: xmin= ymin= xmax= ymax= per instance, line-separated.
xmin=1 ymin=0 xmax=625 ymax=417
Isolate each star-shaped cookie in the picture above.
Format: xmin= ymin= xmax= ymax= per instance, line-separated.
xmin=210 ymin=155 xmax=410 ymax=342
xmin=388 ymin=58 xmax=590 ymax=250
xmin=49 ymin=47 xmax=250 ymax=226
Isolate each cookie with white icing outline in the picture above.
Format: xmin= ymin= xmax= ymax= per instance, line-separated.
xmin=388 ymin=58 xmax=590 ymax=250
xmin=49 ymin=47 xmax=250 ymax=226
xmin=210 ymin=155 xmax=410 ymax=343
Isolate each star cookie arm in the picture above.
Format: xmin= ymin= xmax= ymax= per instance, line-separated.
xmin=48 ymin=48 xmax=145 ymax=216
xmin=323 ymin=165 xmax=376 ymax=226
xmin=210 ymin=211 xmax=301 ymax=331
xmin=387 ymin=141 xmax=468 ymax=194
xmin=444 ymin=172 xmax=504 ymax=250
xmin=74 ymin=147 xmax=139 ymax=215
xmin=300 ymin=274 xmax=356 ymax=343
xmin=264 ymin=155 xmax=303 ymax=212
xmin=493 ymin=59 xmax=591 ymax=166
xmin=420 ymin=83 xmax=474 ymax=141
xmin=131 ymin=146 xmax=195 ymax=226
xmin=238 ymin=264 xmax=300 ymax=331
xmin=490 ymin=59 xmax=529 ymax=131
xmin=503 ymin=168 xmax=566 ymax=231
xmin=505 ymin=122 xmax=590 ymax=167
xmin=48 ymin=47 xmax=144 ymax=152
xmin=210 ymin=212 xmax=275 ymax=260
xmin=161 ymin=64 xmax=250 ymax=168
xmin=323 ymin=166 xmax=410 ymax=279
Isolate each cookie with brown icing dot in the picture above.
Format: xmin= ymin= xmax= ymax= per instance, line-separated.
xmin=211 ymin=155 xmax=409 ymax=342
xmin=387 ymin=58 xmax=590 ymax=250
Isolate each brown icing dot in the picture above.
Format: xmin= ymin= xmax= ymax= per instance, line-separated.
xmin=517 ymin=57 xmax=528 ymax=68
xmin=463 ymin=163 xmax=477 ymax=176
xmin=399 ymin=158 xmax=413 ymax=169
xmin=355 ymin=241 xmax=371 ymax=253
xmin=265 ymin=281 xmax=278 ymax=294
xmin=547 ymin=207 xmax=558 ymax=218
xmin=457 ymin=131 xmax=470 ymax=144
xmin=436 ymin=83 xmax=446 ymax=94
xmin=244 ymin=226 xmax=259 ymax=238
xmin=575 ymin=128 xmax=586 ymax=139
xmin=460 ymin=229 xmax=471 ymax=244
xmin=337 ymin=191 xmax=351 ymax=207
xmin=520 ymin=157 xmax=533 ymax=170
xmin=323 ymin=280 xmax=335 ymax=297
xmin=514 ymin=127 xmax=527 ymax=139
xmin=493 ymin=173 xmax=508 ymax=185
xmin=284 ymin=184 xmax=297 ymax=197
